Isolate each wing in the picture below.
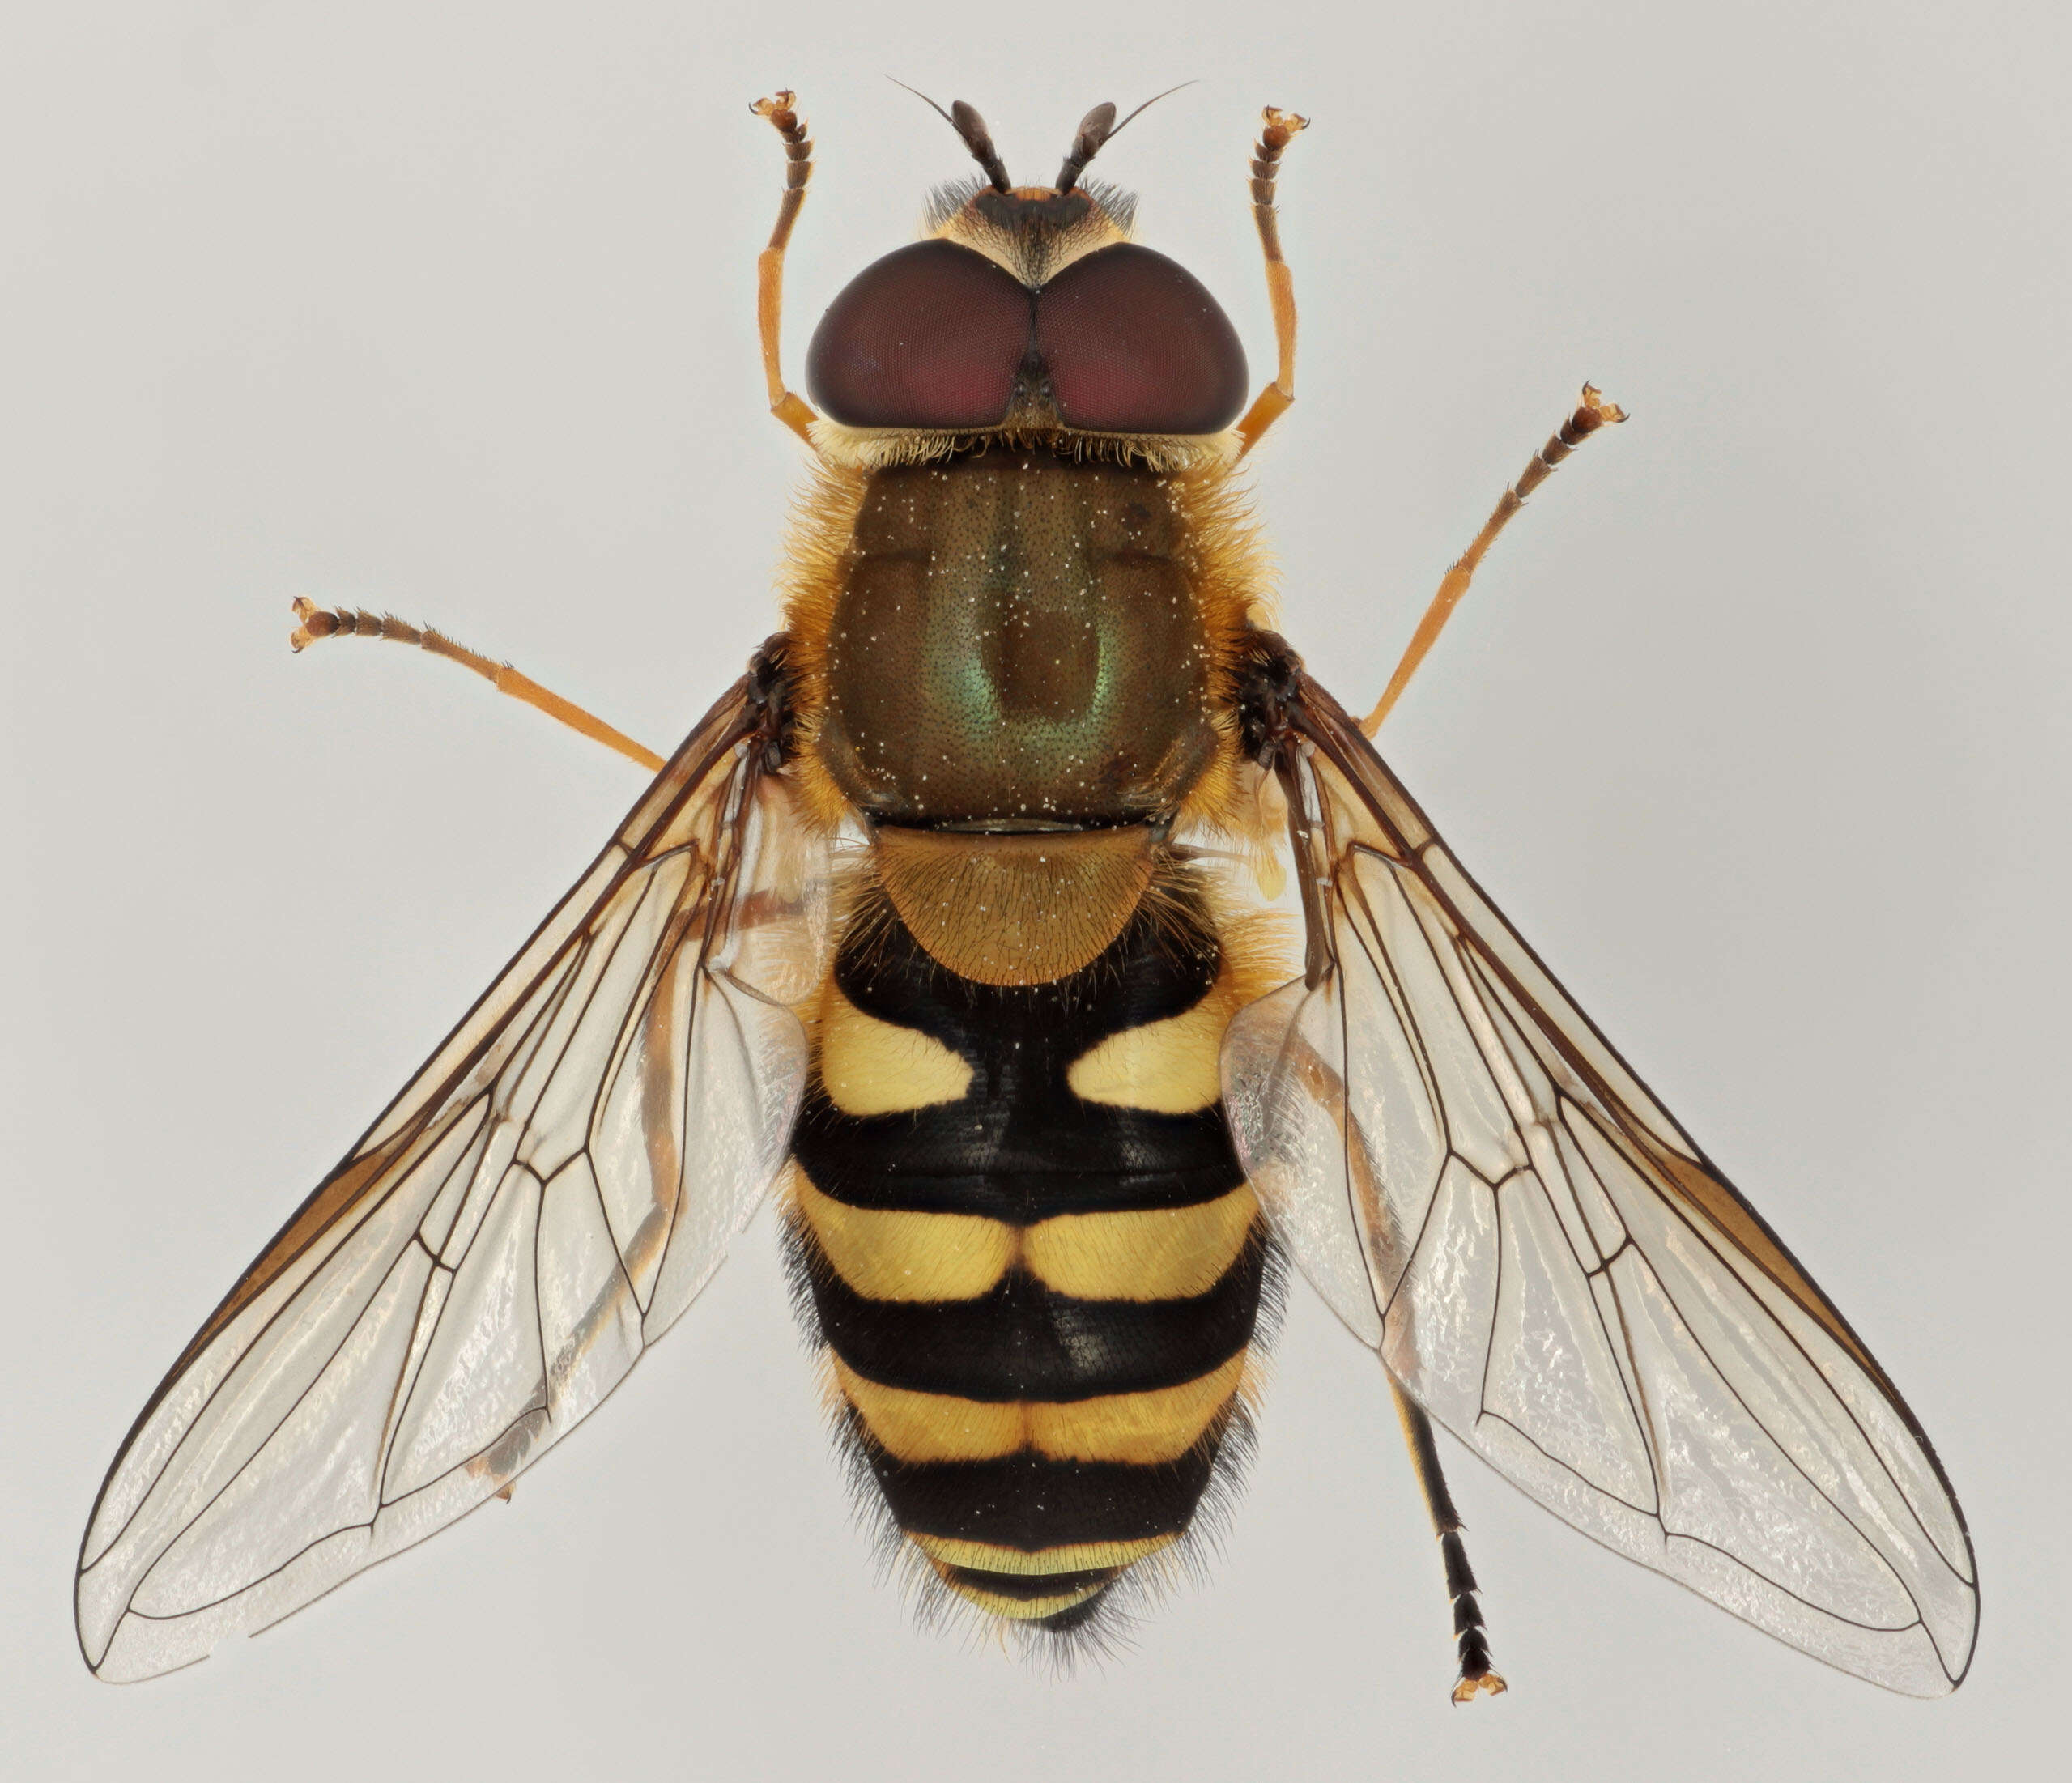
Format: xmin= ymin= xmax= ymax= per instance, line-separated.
xmin=77 ymin=662 xmax=828 ymax=1682
xmin=1220 ymin=666 xmax=1977 ymax=1696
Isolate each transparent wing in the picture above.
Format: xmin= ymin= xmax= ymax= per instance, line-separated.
xmin=77 ymin=671 xmax=828 ymax=1682
xmin=1221 ymin=672 xmax=1977 ymax=1696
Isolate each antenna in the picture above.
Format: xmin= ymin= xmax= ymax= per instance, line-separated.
xmin=1055 ymin=82 xmax=1196 ymax=191
xmin=889 ymin=79 xmax=1012 ymax=191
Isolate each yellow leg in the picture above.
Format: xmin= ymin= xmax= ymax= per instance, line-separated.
xmin=751 ymin=91 xmax=820 ymax=447
xmin=288 ymin=598 xmax=665 ymax=772
xmin=1234 ymin=107 xmax=1309 ymax=458
xmin=1361 ymin=385 xmax=1627 ymax=736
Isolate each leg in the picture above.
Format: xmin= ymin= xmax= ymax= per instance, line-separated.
xmin=1234 ymin=107 xmax=1309 ymax=457
xmin=751 ymin=91 xmax=820 ymax=448
xmin=1361 ymin=385 xmax=1626 ymax=735
xmin=1390 ymin=1377 xmax=1507 ymax=1704
xmin=288 ymin=599 xmax=665 ymax=772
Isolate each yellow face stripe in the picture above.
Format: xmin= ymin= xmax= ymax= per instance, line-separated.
xmin=835 ymin=1352 xmax=1245 ymax=1465
xmin=1065 ymin=992 xmax=1231 ymax=1113
xmin=912 ymin=1533 xmax=1176 ymax=1575
xmin=1024 ymin=1189 xmax=1260 ymax=1302
xmin=793 ymin=1172 xmax=1015 ymax=1302
xmin=818 ymin=986 xmax=972 ymax=1115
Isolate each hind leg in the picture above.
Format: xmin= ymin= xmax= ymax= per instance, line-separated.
xmin=1391 ymin=1377 xmax=1507 ymax=1704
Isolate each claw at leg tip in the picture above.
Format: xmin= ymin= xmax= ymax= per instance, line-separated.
xmin=1579 ymin=382 xmax=1628 ymax=424
xmin=287 ymin=596 xmax=340 ymax=653
xmin=1451 ymin=1670 xmax=1508 ymax=1705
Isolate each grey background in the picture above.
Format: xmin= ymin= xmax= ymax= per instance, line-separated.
xmin=5 ymin=2 xmax=2066 ymax=1778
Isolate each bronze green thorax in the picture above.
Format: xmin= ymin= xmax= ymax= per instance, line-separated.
xmin=816 ymin=453 xmax=1219 ymax=828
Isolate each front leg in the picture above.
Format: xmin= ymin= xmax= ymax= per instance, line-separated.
xmin=1234 ymin=106 xmax=1310 ymax=457
xmin=751 ymin=91 xmax=821 ymax=449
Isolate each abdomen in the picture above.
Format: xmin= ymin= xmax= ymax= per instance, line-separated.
xmin=785 ymin=849 xmax=1272 ymax=1636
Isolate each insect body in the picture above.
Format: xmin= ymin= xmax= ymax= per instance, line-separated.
xmin=77 ymin=93 xmax=1977 ymax=1699
xmin=721 ymin=119 xmax=1283 ymax=1635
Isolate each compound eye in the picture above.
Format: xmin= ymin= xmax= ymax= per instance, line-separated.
xmin=1034 ymin=245 xmax=1249 ymax=435
xmin=806 ymin=240 xmax=1032 ymax=428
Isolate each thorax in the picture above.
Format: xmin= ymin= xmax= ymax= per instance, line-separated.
xmin=811 ymin=452 xmax=1221 ymax=828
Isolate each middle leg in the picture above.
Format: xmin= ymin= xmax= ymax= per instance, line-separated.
xmin=287 ymin=598 xmax=666 ymax=772
xmin=1362 ymin=385 xmax=1626 ymax=735
xmin=1234 ymin=107 xmax=1310 ymax=458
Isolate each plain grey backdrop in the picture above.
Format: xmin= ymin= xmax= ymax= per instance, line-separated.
xmin=6 ymin=3 xmax=2066 ymax=1778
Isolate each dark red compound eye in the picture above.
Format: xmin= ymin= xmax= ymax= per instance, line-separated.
xmin=806 ymin=240 xmax=1032 ymax=428
xmin=1034 ymin=245 xmax=1249 ymax=435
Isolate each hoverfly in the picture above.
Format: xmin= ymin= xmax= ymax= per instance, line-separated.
xmin=76 ymin=91 xmax=1976 ymax=1700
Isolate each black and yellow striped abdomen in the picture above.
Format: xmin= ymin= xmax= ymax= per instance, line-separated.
xmin=786 ymin=862 xmax=1270 ymax=1633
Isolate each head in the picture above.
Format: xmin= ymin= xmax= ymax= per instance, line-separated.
xmin=804 ymin=95 xmax=1249 ymax=454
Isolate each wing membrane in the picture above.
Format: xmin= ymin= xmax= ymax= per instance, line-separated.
xmin=78 ymin=673 xmax=828 ymax=1681
xmin=1221 ymin=672 xmax=1976 ymax=1695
